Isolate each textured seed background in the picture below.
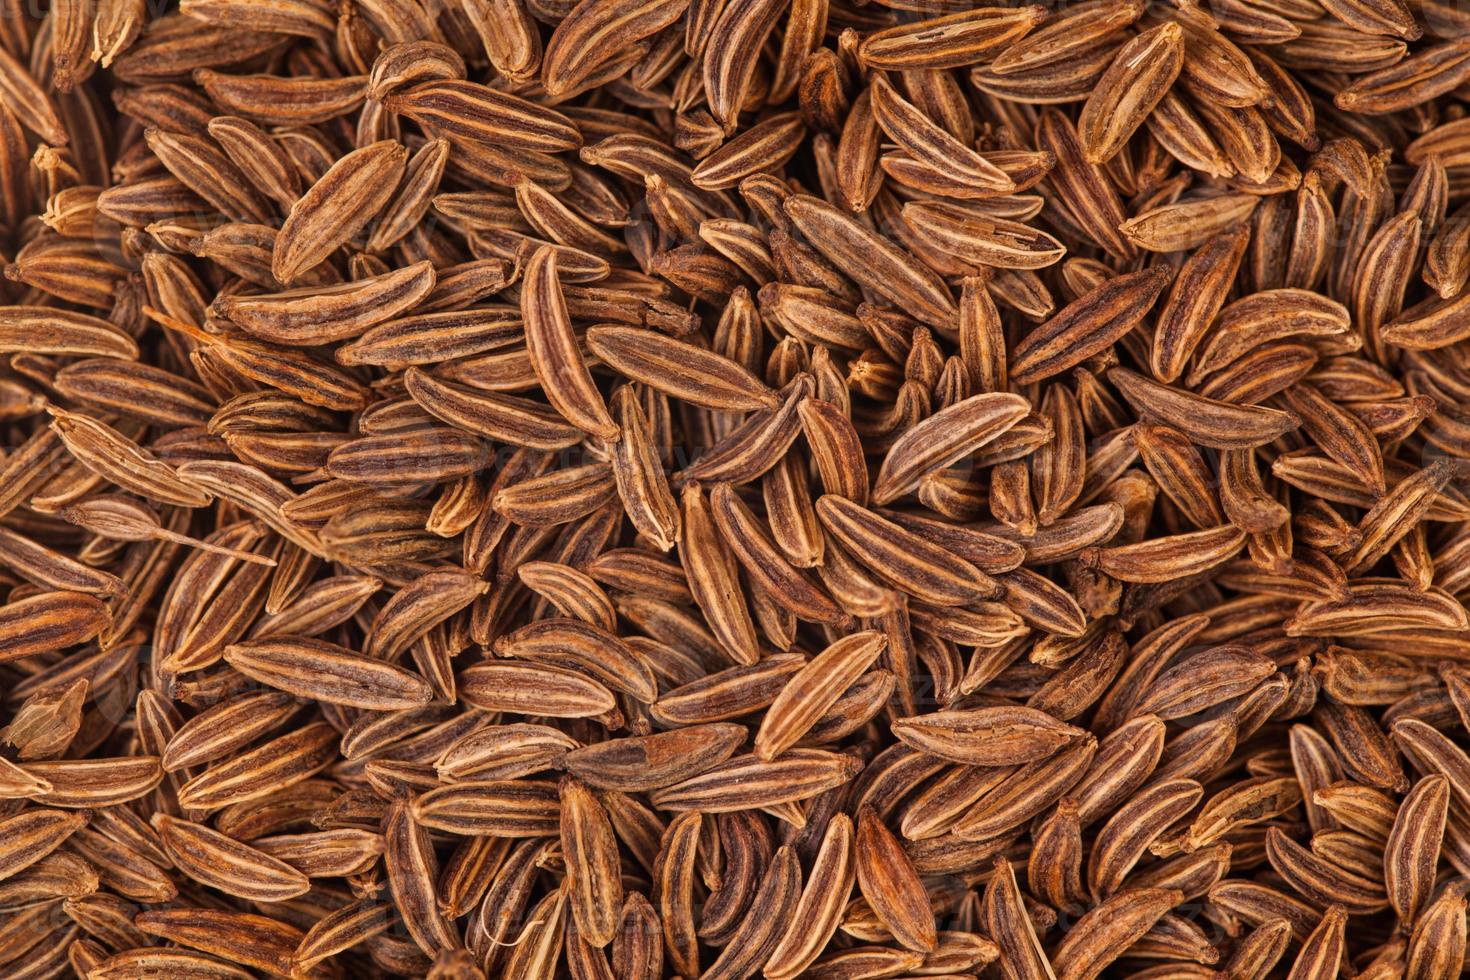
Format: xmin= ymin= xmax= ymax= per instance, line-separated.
xmin=2 ymin=0 xmax=1470 ymax=977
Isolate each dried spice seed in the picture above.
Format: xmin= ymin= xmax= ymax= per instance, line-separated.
xmin=0 ymin=3 xmax=1467 ymax=977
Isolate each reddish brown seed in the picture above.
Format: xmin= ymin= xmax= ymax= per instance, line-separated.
xmin=855 ymin=805 xmax=938 ymax=952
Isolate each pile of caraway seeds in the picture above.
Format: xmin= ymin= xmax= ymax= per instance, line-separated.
xmin=10 ymin=0 xmax=1470 ymax=977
